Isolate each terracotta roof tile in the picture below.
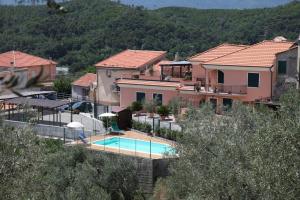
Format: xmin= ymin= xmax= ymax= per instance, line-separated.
xmin=95 ymin=49 xmax=167 ymax=69
xmin=189 ymin=44 xmax=249 ymax=62
xmin=0 ymin=51 xmax=57 ymax=68
xmin=117 ymin=79 xmax=180 ymax=88
xmin=72 ymin=73 xmax=97 ymax=87
xmin=204 ymin=40 xmax=294 ymax=67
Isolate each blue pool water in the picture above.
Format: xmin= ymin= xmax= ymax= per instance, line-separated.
xmin=93 ymin=137 xmax=174 ymax=155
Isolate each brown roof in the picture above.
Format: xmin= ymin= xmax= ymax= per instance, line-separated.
xmin=0 ymin=51 xmax=57 ymax=68
xmin=116 ymin=79 xmax=181 ymax=88
xmin=72 ymin=73 xmax=97 ymax=87
xmin=204 ymin=40 xmax=294 ymax=68
xmin=189 ymin=44 xmax=249 ymax=62
xmin=95 ymin=49 xmax=167 ymax=69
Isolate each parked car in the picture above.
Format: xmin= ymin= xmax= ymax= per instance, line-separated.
xmin=71 ymin=101 xmax=93 ymax=114
xmin=57 ymin=104 xmax=70 ymax=112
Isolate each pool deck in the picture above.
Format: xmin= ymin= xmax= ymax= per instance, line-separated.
xmin=73 ymin=131 xmax=177 ymax=159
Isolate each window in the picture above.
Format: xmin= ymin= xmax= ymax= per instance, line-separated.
xmin=82 ymin=88 xmax=90 ymax=97
xmin=106 ymin=70 xmax=112 ymax=77
xmin=223 ymin=98 xmax=233 ymax=111
xmin=248 ymin=73 xmax=259 ymax=87
xmin=136 ymin=92 xmax=145 ymax=103
xmin=278 ymin=61 xmax=287 ymax=75
xmin=218 ymin=70 xmax=224 ymax=84
xmin=153 ymin=93 xmax=163 ymax=106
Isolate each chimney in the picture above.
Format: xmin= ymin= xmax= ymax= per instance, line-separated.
xmin=174 ymin=52 xmax=179 ymax=61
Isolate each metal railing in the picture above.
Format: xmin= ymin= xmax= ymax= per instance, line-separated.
xmin=194 ymin=84 xmax=247 ymax=95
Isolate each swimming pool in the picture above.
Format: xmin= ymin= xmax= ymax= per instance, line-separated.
xmin=93 ymin=137 xmax=174 ymax=155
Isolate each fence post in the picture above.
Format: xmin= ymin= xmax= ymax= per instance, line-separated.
xmin=135 ymin=139 xmax=137 ymax=156
xmin=150 ymin=139 xmax=152 ymax=159
xmin=63 ymin=126 xmax=66 ymax=144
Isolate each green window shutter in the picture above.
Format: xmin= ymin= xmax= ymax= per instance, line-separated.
xmin=248 ymin=73 xmax=259 ymax=87
xmin=278 ymin=61 xmax=287 ymax=75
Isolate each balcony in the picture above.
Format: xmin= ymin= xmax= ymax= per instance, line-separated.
xmin=191 ymin=84 xmax=247 ymax=95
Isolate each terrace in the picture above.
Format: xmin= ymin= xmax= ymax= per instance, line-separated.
xmin=180 ymin=83 xmax=247 ymax=96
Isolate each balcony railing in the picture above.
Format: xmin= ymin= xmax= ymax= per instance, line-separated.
xmin=194 ymin=84 xmax=247 ymax=95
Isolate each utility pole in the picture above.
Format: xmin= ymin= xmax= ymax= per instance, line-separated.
xmin=297 ymin=34 xmax=300 ymax=89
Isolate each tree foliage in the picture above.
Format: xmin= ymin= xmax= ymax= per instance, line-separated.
xmin=0 ymin=123 xmax=142 ymax=199
xmin=0 ymin=0 xmax=300 ymax=72
xmin=53 ymin=76 xmax=72 ymax=93
xmin=156 ymin=89 xmax=300 ymax=199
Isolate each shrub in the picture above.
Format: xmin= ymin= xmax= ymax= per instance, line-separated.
xmin=132 ymin=120 xmax=152 ymax=133
xmin=155 ymin=127 xmax=182 ymax=141
xmin=157 ymin=105 xmax=170 ymax=117
xmin=168 ymin=97 xmax=182 ymax=116
xmin=143 ymin=100 xmax=156 ymax=113
xmin=131 ymin=101 xmax=143 ymax=112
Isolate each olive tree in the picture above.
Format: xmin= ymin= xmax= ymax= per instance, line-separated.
xmin=155 ymin=90 xmax=300 ymax=200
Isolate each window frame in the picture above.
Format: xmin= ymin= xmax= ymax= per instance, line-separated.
xmin=247 ymin=72 xmax=260 ymax=88
xmin=217 ymin=70 xmax=224 ymax=84
xmin=136 ymin=92 xmax=146 ymax=103
xmin=277 ymin=60 xmax=287 ymax=75
xmin=153 ymin=93 xmax=163 ymax=106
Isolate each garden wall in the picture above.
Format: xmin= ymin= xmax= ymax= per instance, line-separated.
xmin=91 ymin=150 xmax=172 ymax=196
xmin=4 ymin=120 xmax=97 ymax=140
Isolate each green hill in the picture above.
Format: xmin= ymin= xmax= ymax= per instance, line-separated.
xmin=0 ymin=0 xmax=299 ymax=71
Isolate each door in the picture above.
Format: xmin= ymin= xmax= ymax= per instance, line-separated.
xmin=209 ymin=98 xmax=217 ymax=111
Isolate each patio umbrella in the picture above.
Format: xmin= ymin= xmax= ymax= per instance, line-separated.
xmin=98 ymin=112 xmax=116 ymax=118
xmin=99 ymin=113 xmax=116 ymax=131
xmin=67 ymin=121 xmax=84 ymax=129
xmin=67 ymin=122 xmax=85 ymax=142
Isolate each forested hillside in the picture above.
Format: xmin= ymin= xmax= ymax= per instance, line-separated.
xmin=120 ymin=0 xmax=292 ymax=9
xmin=0 ymin=0 xmax=300 ymax=71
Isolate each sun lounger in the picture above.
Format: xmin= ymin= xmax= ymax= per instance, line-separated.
xmin=79 ymin=131 xmax=88 ymax=144
xmin=110 ymin=121 xmax=124 ymax=134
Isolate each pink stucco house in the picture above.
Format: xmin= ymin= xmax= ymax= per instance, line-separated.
xmin=116 ymin=38 xmax=296 ymax=112
xmin=0 ymin=51 xmax=57 ymax=82
xmin=94 ymin=49 xmax=167 ymax=108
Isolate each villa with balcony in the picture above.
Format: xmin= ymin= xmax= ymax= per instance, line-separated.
xmin=116 ymin=37 xmax=296 ymax=112
xmin=94 ymin=49 xmax=167 ymax=109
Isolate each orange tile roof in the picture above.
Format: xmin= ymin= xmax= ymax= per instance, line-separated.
xmin=189 ymin=44 xmax=249 ymax=62
xmin=0 ymin=51 xmax=57 ymax=68
xmin=95 ymin=49 xmax=167 ymax=69
xmin=72 ymin=73 xmax=97 ymax=87
xmin=204 ymin=40 xmax=294 ymax=67
xmin=116 ymin=79 xmax=181 ymax=88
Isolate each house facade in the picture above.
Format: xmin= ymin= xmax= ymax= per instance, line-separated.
xmin=0 ymin=51 xmax=57 ymax=83
xmin=116 ymin=38 xmax=297 ymax=112
xmin=95 ymin=49 xmax=167 ymax=107
xmin=273 ymin=44 xmax=299 ymax=99
xmin=72 ymin=73 xmax=97 ymax=101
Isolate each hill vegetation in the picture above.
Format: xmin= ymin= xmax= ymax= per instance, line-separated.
xmin=0 ymin=0 xmax=300 ymax=71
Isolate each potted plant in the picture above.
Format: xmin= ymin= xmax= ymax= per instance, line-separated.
xmin=143 ymin=100 xmax=156 ymax=118
xmin=157 ymin=105 xmax=170 ymax=120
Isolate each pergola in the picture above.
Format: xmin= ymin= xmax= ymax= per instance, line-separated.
xmin=160 ymin=61 xmax=192 ymax=80
xmin=3 ymin=97 xmax=69 ymax=126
